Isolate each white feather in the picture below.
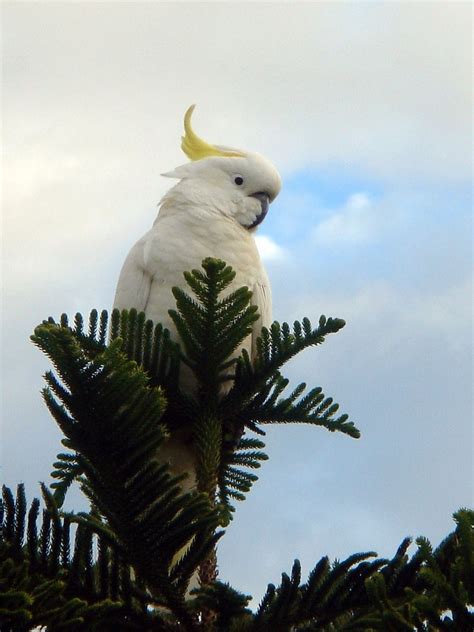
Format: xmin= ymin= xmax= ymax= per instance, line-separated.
xmin=112 ymin=151 xmax=280 ymax=493
xmin=114 ymin=154 xmax=279 ymax=355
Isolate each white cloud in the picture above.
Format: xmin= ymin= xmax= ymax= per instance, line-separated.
xmin=313 ymin=192 xmax=377 ymax=245
xmin=254 ymin=234 xmax=287 ymax=262
xmin=5 ymin=147 xmax=81 ymax=201
xmin=285 ymin=277 xmax=472 ymax=357
xmin=2 ymin=2 xmax=471 ymax=183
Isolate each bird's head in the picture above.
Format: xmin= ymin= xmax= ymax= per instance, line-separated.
xmin=161 ymin=105 xmax=281 ymax=229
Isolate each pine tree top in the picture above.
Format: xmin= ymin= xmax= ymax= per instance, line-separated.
xmin=1 ymin=259 xmax=472 ymax=631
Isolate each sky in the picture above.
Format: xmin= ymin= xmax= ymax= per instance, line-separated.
xmin=2 ymin=0 xmax=472 ymax=605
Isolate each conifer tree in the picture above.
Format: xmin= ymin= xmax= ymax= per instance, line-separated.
xmin=1 ymin=258 xmax=472 ymax=631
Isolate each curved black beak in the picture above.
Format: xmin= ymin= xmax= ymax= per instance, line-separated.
xmin=248 ymin=192 xmax=270 ymax=229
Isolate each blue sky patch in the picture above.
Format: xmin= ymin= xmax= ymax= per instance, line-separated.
xmin=280 ymin=165 xmax=384 ymax=207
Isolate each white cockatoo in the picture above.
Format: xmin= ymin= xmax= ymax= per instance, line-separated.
xmin=113 ymin=105 xmax=281 ymax=490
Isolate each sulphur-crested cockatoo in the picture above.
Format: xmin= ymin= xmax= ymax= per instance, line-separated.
xmin=113 ymin=105 xmax=281 ymax=489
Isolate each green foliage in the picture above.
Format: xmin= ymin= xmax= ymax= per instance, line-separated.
xmin=190 ymin=581 xmax=253 ymax=631
xmin=169 ymin=259 xmax=259 ymax=401
xmin=30 ymin=321 xmax=222 ymax=621
xmin=35 ymin=259 xmax=357 ymax=523
xmin=2 ymin=486 xmax=473 ymax=630
xmin=2 ymin=258 xmax=472 ymax=630
xmin=169 ymin=258 xmax=359 ymax=518
xmin=177 ymin=510 xmax=474 ymax=630
xmin=0 ymin=484 xmax=161 ymax=631
xmin=222 ymin=316 xmax=358 ymax=437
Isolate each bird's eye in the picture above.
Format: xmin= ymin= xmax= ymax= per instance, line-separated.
xmin=234 ymin=175 xmax=244 ymax=186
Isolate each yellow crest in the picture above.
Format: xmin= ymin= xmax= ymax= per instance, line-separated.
xmin=181 ymin=105 xmax=245 ymax=161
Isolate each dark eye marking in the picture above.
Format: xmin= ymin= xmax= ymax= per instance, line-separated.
xmin=234 ymin=175 xmax=244 ymax=186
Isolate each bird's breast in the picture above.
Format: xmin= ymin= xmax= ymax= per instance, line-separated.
xmin=147 ymin=213 xmax=263 ymax=282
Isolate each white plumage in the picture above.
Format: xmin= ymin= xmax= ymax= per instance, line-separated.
xmin=114 ymin=108 xmax=281 ymax=366
xmin=112 ymin=106 xmax=281 ymax=490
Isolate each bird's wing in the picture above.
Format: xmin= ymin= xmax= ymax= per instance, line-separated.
xmin=113 ymin=238 xmax=153 ymax=314
xmin=251 ymin=271 xmax=272 ymax=361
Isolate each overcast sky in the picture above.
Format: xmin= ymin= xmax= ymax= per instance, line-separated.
xmin=2 ymin=1 xmax=472 ymax=604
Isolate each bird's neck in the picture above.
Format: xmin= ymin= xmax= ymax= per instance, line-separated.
xmin=155 ymin=182 xmax=243 ymax=232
